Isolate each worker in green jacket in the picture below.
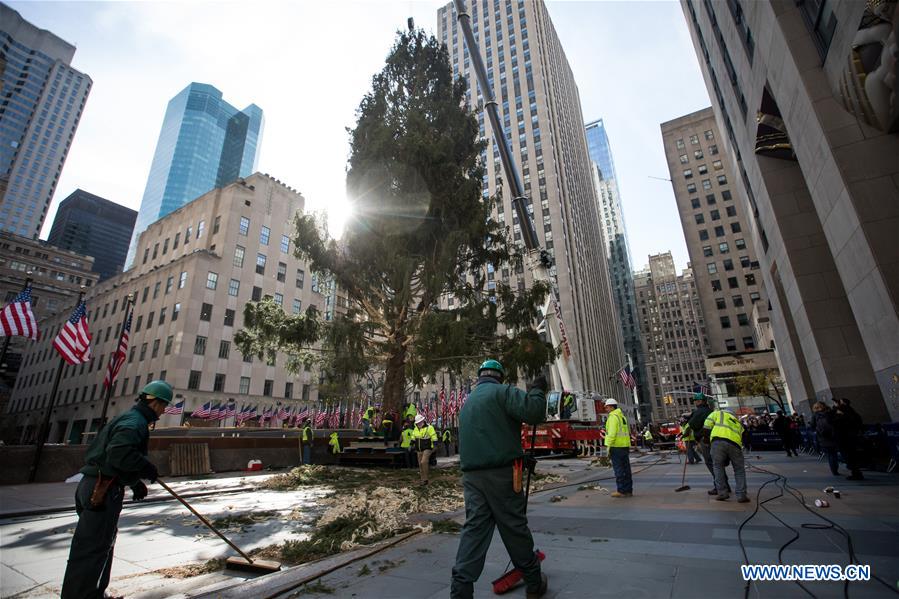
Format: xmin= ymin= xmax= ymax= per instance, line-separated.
xmin=403 ymin=402 xmax=418 ymax=423
xmin=604 ymin=398 xmax=632 ymax=497
xmin=328 ymin=431 xmax=341 ymax=454
xmin=400 ymin=420 xmax=415 ymax=468
xmin=442 ymin=427 xmax=454 ymax=456
xmin=451 ymin=360 xmax=548 ymax=599
xmin=362 ymin=405 xmax=376 ymax=436
xmin=412 ymin=414 xmax=438 ymax=483
xmin=301 ymin=418 xmax=313 ymax=465
xmin=642 ymin=427 xmax=654 ymax=451
xmin=61 ymin=380 xmax=173 ymax=599
xmin=686 ymin=394 xmax=719 ymax=494
xmin=704 ymin=408 xmax=750 ymax=503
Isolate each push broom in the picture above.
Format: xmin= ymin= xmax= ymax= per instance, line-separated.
xmin=156 ymin=478 xmax=281 ymax=574
xmin=491 ymin=424 xmax=545 ymax=594
xmin=675 ymin=442 xmax=691 ymax=492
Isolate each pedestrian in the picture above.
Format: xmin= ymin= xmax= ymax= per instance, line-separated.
xmin=642 ymin=426 xmax=654 ymax=452
xmin=811 ymin=401 xmax=839 ymax=476
xmin=61 ymin=380 xmax=173 ymax=599
xmin=412 ymin=414 xmax=437 ymax=484
xmin=681 ymin=423 xmax=700 ymax=464
xmin=301 ymin=418 xmax=313 ymax=465
xmin=400 ymin=420 xmax=415 ymax=468
xmin=684 ymin=394 xmax=720 ymax=495
xmin=328 ymin=431 xmax=341 ymax=455
xmin=603 ymin=398 xmax=633 ymax=497
xmin=773 ymin=410 xmax=796 ymax=457
xmin=442 ymin=427 xmax=454 ymax=457
xmin=451 ymin=360 xmax=548 ymax=599
xmin=703 ymin=407 xmax=750 ymax=503
xmin=361 ymin=405 xmax=376 ymax=437
xmin=834 ymin=398 xmax=865 ymax=480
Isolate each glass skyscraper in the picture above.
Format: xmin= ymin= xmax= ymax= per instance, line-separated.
xmin=585 ymin=119 xmax=647 ymax=418
xmin=126 ymin=82 xmax=263 ymax=267
xmin=0 ymin=4 xmax=92 ymax=239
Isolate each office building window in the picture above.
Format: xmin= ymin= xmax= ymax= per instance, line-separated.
xmin=695 ymin=213 xmax=705 ymax=224
xmin=731 ymin=222 xmax=742 ymax=233
xmin=224 ymin=308 xmax=235 ymax=326
xmin=260 ymin=226 xmax=270 ymax=246
xmin=745 ymin=273 xmax=756 ymax=286
xmin=239 ymin=376 xmax=250 ymax=394
xmin=691 ymin=198 xmax=701 ymax=209
xmin=256 ymin=253 xmax=266 ymax=275
xmin=690 ymin=134 xmax=699 ymax=145
xmin=721 ymin=316 xmax=731 ymax=329
xmin=750 ymin=291 xmax=761 ymax=303
xmin=293 ymin=299 xmax=302 ymax=314
xmin=165 ymin=335 xmax=174 ymax=355
xmin=173 ymin=302 xmax=181 ymax=321
xmin=676 ymin=138 xmax=685 ymax=149
xmin=715 ymin=297 xmax=727 ymax=309
xmin=263 ymin=379 xmax=274 ymax=396
xmin=277 ymin=262 xmax=287 ymax=282
xmin=717 ymin=175 xmax=728 ymax=185
xmin=723 ymin=259 xmax=734 ymax=271
xmin=680 ymin=154 xmax=689 ymax=164
xmin=735 ymin=238 xmax=746 ymax=250
xmin=683 ymin=169 xmax=693 ymax=179
xmin=699 ymin=229 xmax=709 ymax=241
xmin=687 ymin=183 xmax=697 ymax=194
xmin=740 ymin=255 xmax=751 ymax=268
xmin=296 ymin=269 xmax=305 ymax=288
xmin=188 ymin=370 xmax=201 ymax=390
xmin=743 ymin=336 xmax=756 ymax=350
xmin=239 ymin=216 xmax=250 ymax=235
xmin=200 ymin=303 xmax=213 ymax=321
xmin=228 ymin=279 xmax=240 ymax=296
xmin=234 ymin=245 xmax=245 ymax=267
xmin=707 ymin=263 xmax=717 ymax=274
xmin=798 ymin=0 xmax=838 ymax=58
xmin=703 ymin=245 xmax=713 ymax=257
xmin=214 ymin=374 xmax=226 ymax=392
xmin=285 ymin=382 xmax=293 ymax=398
xmin=206 ymin=272 xmax=218 ymax=290
xmin=728 ymin=276 xmax=739 ymax=289
xmin=725 ymin=338 xmax=737 ymax=352
xmin=219 ymin=340 xmax=230 ymax=359
xmin=280 ymin=235 xmax=290 ymax=253
xmin=737 ymin=313 xmax=749 ymax=326
xmin=718 ymin=242 xmax=729 ymax=253
xmin=711 ymin=279 xmax=722 ymax=292
xmin=733 ymin=295 xmax=745 ymax=307
xmin=194 ymin=336 xmax=207 ymax=355
xmin=252 ymin=286 xmax=262 ymax=301
xmin=702 ymin=179 xmax=712 ymax=190
xmin=274 ymin=293 xmax=283 ymax=306
xmin=152 ymin=339 xmax=160 ymax=358
xmin=714 ymin=226 xmax=725 ymax=237
xmin=178 ymin=271 xmax=187 ymax=289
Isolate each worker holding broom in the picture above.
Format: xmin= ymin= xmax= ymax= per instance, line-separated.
xmin=451 ymin=360 xmax=548 ymax=599
xmin=61 ymin=380 xmax=173 ymax=599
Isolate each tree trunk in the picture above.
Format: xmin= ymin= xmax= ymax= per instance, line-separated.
xmin=381 ymin=332 xmax=408 ymax=416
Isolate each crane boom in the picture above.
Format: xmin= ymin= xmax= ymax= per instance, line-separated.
xmin=452 ymin=0 xmax=582 ymax=394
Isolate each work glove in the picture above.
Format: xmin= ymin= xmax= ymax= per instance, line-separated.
xmin=131 ymin=480 xmax=148 ymax=502
xmin=140 ymin=461 xmax=159 ymax=484
xmin=529 ymin=374 xmax=549 ymax=394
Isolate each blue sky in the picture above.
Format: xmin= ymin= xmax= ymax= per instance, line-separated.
xmin=12 ymin=0 xmax=710 ymax=271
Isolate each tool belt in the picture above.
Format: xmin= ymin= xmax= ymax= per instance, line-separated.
xmin=417 ymin=438 xmax=433 ymax=451
xmin=89 ymin=473 xmax=118 ymax=509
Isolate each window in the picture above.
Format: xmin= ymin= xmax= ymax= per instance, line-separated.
xmin=694 ymin=149 xmax=704 ymax=160
xmin=280 ymin=235 xmax=290 ymax=253
xmin=695 ymin=213 xmax=705 ymax=224
xmin=296 ymin=269 xmax=305 ymax=288
xmin=713 ymin=160 xmax=723 ymax=171
xmin=707 ymin=263 xmax=718 ymax=274
xmin=735 ymin=238 xmax=746 ymax=250
xmin=194 ymin=336 xmax=207 ymax=355
xmin=256 ymin=253 xmax=266 ymax=275
xmin=745 ymin=273 xmax=757 ymax=286
xmin=723 ymin=259 xmax=734 ymax=271
xmin=292 ymin=299 xmax=302 ymax=314
xmin=676 ymin=138 xmax=685 ymax=149
xmin=698 ymin=164 xmax=708 ymax=175
xmin=178 ymin=271 xmax=187 ymax=289
xmin=733 ymin=295 xmax=745 ymax=307
xmin=228 ymin=279 xmax=240 ymax=296
xmin=714 ymin=226 xmax=725 ymax=237
xmin=166 ymin=276 xmax=173 ymax=294
xmin=260 ymin=226 xmax=270 ymax=246
xmin=251 ymin=286 xmax=262 ymax=301
xmin=743 ymin=336 xmax=756 ymax=350
xmin=135 ymin=315 xmax=143 ymax=332
xmin=737 ymin=313 xmax=749 ymax=326
xmin=731 ymin=222 xmax=742 ymax=233
xmin=699 ymin=229 xmax=709 ymax=241
xmin=722 ymin=190 xmax=733 ymax=201
xmin=706 ymin=194 xmax=717 ymax=206
xmin=185 ymin=225 xmax=192 ymax=242
xmin=740 ymin=255 xmax=751 ymax=268
xmin=691 ymin=198 xmax=701 ymax=209
xmin=798 ymin=0 xmax=838 ymax=58
xmin=718 ymin=242 xmax=729 ymax=254
xmin=153 ymin=282 xmax=161 ymax=299
xmin=702 ymin=179 xmax=712 ymax=190
xmin=197 ymin=219 xmax=205 ymax=238
xmin=683 ymin=169 xmax=693 ymax=179
xmin=702 ymin=245 xmax=713 ymax=257
xmin=277 ymin=262 xmax=287 ymax=282
xmin=224 ymin=308 xmax=235 ymax=326
xmin=704 ymin=129 xmax=714 ymax=141
xmin=219 ymin=340 xmax=230 ymax=359
xmin=142 ymin=286 xmax=149 ymax=302
xmin=715 ymin=297 xmax=727 ymax=309
xmin=274 ymin=293 xmax=283 ymax=306
xmin=725 ymin=338 xmax=737 ymax=352
xmin=165 ymin=335 xmax=174 ymax=355
xmin=188 ymin=370 xmax=201 ymax=390
xmin=133 ymin=376 xmax=142 ymax=394
xmin=152 ymin=339 xmax=160 ymax=358
xmin=710 ymin=144 xmax=719 ymax=155
xmin=717 ymin=175 xmax=728 ymax=186
xmin=234 ymin=245 xmax=245 ymax=267
xmin=213 ymin=215 xmax=221 ymax=234
xmin=711 ymin=279 xmax=722 ymax=292
xmin=147 ymin=311 xmax=155 ymax=327
xmin=728 ymin=276 xmax=739 ymax=289
xmin=200 ymin=303 xmax=212 ymax=321
xmin=690 ymin=134 xmax=699 ymax=145
xmin=263 ymin=379 xmax=274 ymax=396
xmin=239 ymin=376 xmax=250 ymax=394
xmin=710 ymin=209 xmax=720 ymax=221
xmin=239 ymin=216 xmax=250 ymax=235
xmin=721 ymin=316 xmax=731 ymax=329
xmin=214 ymin=374 xmax=226 ymax=392
xmin=726 ymin=206 xmax=737 ymax=217
xmin=285 ymin=382 xmax=294 ymax=399
xmin=139 ymin=343 xmax=147 ymax=360
xmin=174 ymin=232 xmax=180 ymax=248
xmin=679 ymin=154 xmax=688 ymax=164
xmin=686 ymin=183 xmax=697 ymax=194
xmin=206 ymin=271 xmax=218 ymax=290
xmin=750 ymin=291 xmax=761 ymax=303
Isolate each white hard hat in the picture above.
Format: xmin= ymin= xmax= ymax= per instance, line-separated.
xmin=604 ymin=398 xmax=618 ymax=406
xmin=414 ymin=414 xmax=425 ymax=424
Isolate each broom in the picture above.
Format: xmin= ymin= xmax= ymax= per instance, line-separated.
xmin=157 ymin=478 xmax=281 ymax=574
xmin=492 ymin=424 xmax=544 ymax=594
xmin=675 ymin=445 xmax=691 ymax=492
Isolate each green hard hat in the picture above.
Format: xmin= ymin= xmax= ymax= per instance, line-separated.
xmin=478 ymin=359 xmax=505 ymax=377
xmin=142 ymin=380 xmax=174 ymax=403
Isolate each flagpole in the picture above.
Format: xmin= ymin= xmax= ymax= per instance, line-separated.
xmin=627 ymin=353 xmax=642 ymax=426
xmin=99 ymin=294 xmax=134 ymax=427
xmin=0 ymin=274 xmax=33 ymax=369
xmin=29 ymin=290 xmax=85 ymax=483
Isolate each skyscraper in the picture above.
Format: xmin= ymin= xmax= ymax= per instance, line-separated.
xmin=437 ymin=1 xmax=629 ymax=410
xmin=126 ymin=82 xmax=263 ymax=267
xmin=681 ymin=0 xmax=898 ymax=421
xmin=634 ymin=252 xmax=709 ymax=421
xmin=585 ymin=119 xmax=646 ymax=418
xmin=47 ymin=189 xmax=137 ymax=281
xmin=661 ymin=108 xmax=768 ymax=356
xmin=0 ymin=3 xmax=92 ymax=239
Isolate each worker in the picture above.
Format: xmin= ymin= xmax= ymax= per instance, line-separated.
xmin=603 ymin=398 xmax=632 ymax=497
xmin=442 ymin=427 xmax=454 ymax=457
xmin=361 ymin=405 xmax=376 ymax=436
xmin=451 ymin=360 xmax=548 ymax=599
xmin=561 ymin=391 xmax=574 ymax=419
xmin=681 ymin=422 xmax=700 ymax=465
xmin=403 ymin=401 xmax=418 ymax=423
xmin=381 ymin=412 xmax=395 ymax=446
xmin=61 ymin=380 xmax=173 ymax=599
xmin=686 ymin=394 xmax=723 ymax=495
xmin=703 ymin=407 xmax=750 ymax=503
xmin=400 ymin=420 xmax=415 ymax=468
xmin=301 ymin=418 xmax=313 ymax=465
xmin=328 ymin=431 xmax=341 ymax=455
xmin=642 ymin=426 xmax=654 ymax=451
xmin=412 ymin=414 xmax=438 ymax=483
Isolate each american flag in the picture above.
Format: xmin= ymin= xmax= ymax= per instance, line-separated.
xmin=209 ymin=402 xmax=222 ymax=420
xmin=238 ymin=404 xmax=257 ymax=424
xmin=314 ymin=409 xmax=327 ymax=427
xmin=193 ymin=401 xmax=212 ymax=418
xmin=329 ymin=407 xmax=339 ymax=429
xmin=618 ymin=365 xmax=637 ymax=390
xmin=0 ymin=285 xmax=38 ymax=340
xmin=222 ymin=403 xmax=236 ymax=420
xmin=164 ymin=400 xmax=184 ymax=415
xmin=277 ymin=405 xmax=289 ymax=420
xmin=439 ymin=387 xmax=446 ymax=417
xmin=447 ymin=389 xmax=455 ymax=420
xmin=53 ymin=301 xmax=92 ymax=365
xmin=296 ymin=406 xmax=309 ymax=426
xmin=103 ymin=309 xmax=132 ymax=390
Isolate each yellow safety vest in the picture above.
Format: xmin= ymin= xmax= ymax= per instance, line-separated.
xmin=400 ymin=428 xmax=414 ymax=449
xmin=302 ymin=426 xmax=312 ymax=442
xmin=363 ymin=407 xmax=374 ymax=421
xmin=328 ymin=433 xmax=341 ymax=454
xmin=442 ymin=429 xmax=452 ymax=443
xmin=643 ymin=429 xmax=653 ymax=440
xmin=604 ymin=409 xmax=630 ymax=448
xmin=681 ymin=425 xmax=695 ymax=442
xmin=412 ymin=424 xmax=437 ymax=451
xmin=404 ymin=405 xmax=417 ymax=421
xmin=704 ymin=410 xmax=743 ymax=446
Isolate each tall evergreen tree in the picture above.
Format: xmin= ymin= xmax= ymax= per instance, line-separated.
xmin=235 ymin=28 xmax=553 ymax=414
